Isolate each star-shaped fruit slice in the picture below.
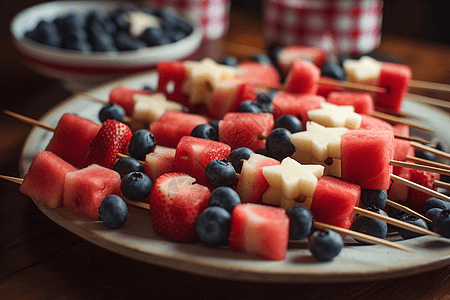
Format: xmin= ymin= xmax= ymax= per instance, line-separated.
xmin=262 ymin=157 xmax=324 ymax=201
xmin=183 ymin=58 xmax=237 ymax=105
xmin=290 ymin=121 xmax=348 ymax=161
xmin=307 ymin=102 xmax=362 ymax=129
xmin=343 ymin=55 xmax=382 ymax=85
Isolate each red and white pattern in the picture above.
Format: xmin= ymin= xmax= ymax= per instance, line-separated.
xmin=148 ymin=0 xmax=231 ymax=40
xmin=264 ymin=0 xmax=383 ymax=56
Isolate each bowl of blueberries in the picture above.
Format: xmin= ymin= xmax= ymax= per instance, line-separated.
xmin=10 ymin=1 xmax=202 ymax=83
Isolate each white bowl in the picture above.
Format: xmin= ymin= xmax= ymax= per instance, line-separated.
xmin=10 ymin=1 xmax=203 ymax=84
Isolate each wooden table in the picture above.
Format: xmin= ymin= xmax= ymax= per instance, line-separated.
xmin=2 ymin=3 xmax=450 ymax=299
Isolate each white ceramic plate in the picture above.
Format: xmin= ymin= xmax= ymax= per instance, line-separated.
xmin=19 ymin=72 xmax=450 ymax=283
xmin=10 ymin=1 xmax=202 ymax=84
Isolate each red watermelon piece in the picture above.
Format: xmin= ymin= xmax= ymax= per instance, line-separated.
xmin=219 ymin=113 xmax=274 ymax=151
xmin=109 ymin=85 xmax=151 ymax=116
xmin=327 ymin=92 xmax=374 ymax=115
xmin=45 ymin=113 xmax=101 ymax=169
xmin=341 ymin=130 xmax=394 ymax=190
xmin=375 ymin=63 xmax=412 ymax=112
xmin=156 ymin=60 xmax=190 ymax=107
xmin=276 ymin=45 xmax=327 ymax=78
xmin=63 ymin=164 xmax=122 ymax=219
xmin=206 ymin=80 xmax=256 ymax=119
xmin=284 ymin=59 xmax=321 ymax=95
xmin=408 ymin=169 xmax=440 ymax=214
xmin=271 ymin=91 xmax=325 ymax=129
xmin=228 ymin=203 xmax=289 ymax=261
xmin=393 ymin=124 xmax=411 ymax=162
xmin=19 ymin=151 xmax=77 ymax=208
xmin=174 ymin=136 xmax=231 ymax=188
xmin=234 ymin=61 xmax=280 ymax=87
xmin=310 ymin=176 xmax=361 ymax=230
xmin=317 ymin=79 xmax=345 ymax=98
xmin=388 ymin=166 xmax=410 ymax=204
xmin=235 ymin=153 xmax=280 ymax=203
xmin=149 ymin=111 xmax=209 ymax=149
xmin=359 ymin=114 xmax=394 ymax=132
xmin=144 ymin=145 xmax=176 ymax=182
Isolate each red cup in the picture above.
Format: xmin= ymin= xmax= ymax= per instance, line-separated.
xmin=264 ymin=0 xmax=383 ymax=56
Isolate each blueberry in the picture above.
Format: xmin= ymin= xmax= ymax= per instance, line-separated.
xmin=237 ymin=101 xmax=262 ymax=113
xmin=196 ymin=206 xmax=231 ymax=247
xmin=156 ymin=10 xmax=180 ymax=30
xmin=275 ymin=115 xmax=302 ymax=133
xmin=120 ymin=172 xmax=153 ymax=202
xmin=388 ymin=206 xmax=410 ymax=220
xmin=88 ymin=23 xmax=117 ymax=52
xmin=268 ymin=44 xmax=283 ymax=63
xmin=210 ymin=120 xmax=219 ymax=138
xmin=208 ymin=186 xmax=241 ymax=214
xmin=128 ymin=129 xmax=156 ymax=161
xmin=113 ymin=156 xmax=145 ymax=178
xmin=425 ymin=208 xmax=443 ymax=229
xmin=141 ymin=27 xmax=172 ymax=46
xmin=255 ymin=93 xmax=273 ymax=113
xmin=251 ymin=53 xmax=272 ymax=65
xmin=286 ymin=205 xmax=313 ymax=240
xmin=397 ymin=215 xmax=428 ymax=239
xmin=360 ymin=189 xmax=387 ymax=209
xmin=28 ymin=20 xmax=62 ymax=47
xmin=227 ymin=147 xmax=254 ymax=173
xmin=165 ymin=29 xmax=187 ymax=42
xmin=414 ymin=148 xmax=436 ymax=161
xmin=265 ymin=128 xmax=296 ymax=161
xmin=204 ymin=159 xmax=236 ymax=187
xmin=351 ymin=207 xmax=388 ymax=244
xmin=99 ymin=104 xmax=126 ymax=122
xmin=114 ymin=31 xmax=146 ymax=51
xmin=321 ymin=61 xmax=347 ymax=81
xmin=256 ymin=147 xmax=269 ymax=156
xmin=308 ymin=229 xmax=343 ymax=261
xmin=423 ymin=197 xmax=450 ymax=213
xmin=98 ymin=195 xmax=128 ymax=229
xmin=142 ymin=85 xmax=155 ymax=92
xmin=431 ymin=210 xmax=450 ymax=237
xmin=110 ymin=9 xmax=129 ymax=31
xmin=190 ymin=124 xmax=218 ymax=141
xmin=219 ymin=56 xmax=239 ymax=67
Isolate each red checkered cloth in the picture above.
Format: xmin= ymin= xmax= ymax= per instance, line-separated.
xmin=147 ymin=0 xmax=231 ymax=40
xmin=264 ymin=0 xmax=383 ymax=56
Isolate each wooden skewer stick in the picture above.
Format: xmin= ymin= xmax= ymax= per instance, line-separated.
xmin=433 ymin=180 xmax=450 ymax=190
xmin=390 ymin=160 xmax=450 ymax=177
xmin=312 ymin=221 xmax=414 ymax=252
xmin=407 ymin=93 xmax=450 ymax=110
xmin=256 ymin=81 xmax=387 ymax=94
xmin=390 ymin=174 xmax=450 ymax=203
xmin=410 ymin=141 xmax=450 ymax=161
xmin=67 ymin=88 xmax=108 ymax=104
xmin=409 ymin=79 xmax=450 ymax=94
xmin=406 ymin=156 xmax=450 ymax=171
xmin=0 ymin=175 xmax=23 ymax=185
xmin=353 ymin=206 xmax=438 ymax=237
xmin=394 ymin=135 xmax=429 ymax=145
xmin=386 ymin=199 xmax=432 ymax=223
xmin=370 ymin=111 xmax=434 ymax=132
xmin=4 ymin=110 xmax=55 ymax=132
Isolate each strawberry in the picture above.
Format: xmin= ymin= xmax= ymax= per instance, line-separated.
xmin=84 ymin=120 xmax=132 ymax=169
xmin=149 ymin=172 xmax=210 ymax=243
xmin=407 ymin=169 xmax=440 ymax=214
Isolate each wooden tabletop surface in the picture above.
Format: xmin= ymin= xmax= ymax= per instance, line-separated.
xmin=2 ymin=2 xmax=450 ymax=299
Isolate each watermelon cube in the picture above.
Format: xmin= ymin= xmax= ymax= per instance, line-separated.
xmin=271 ymin=92 xmax=325 ymax=129
xmin=327 ymin=92 xmax=374 ymax=115
xmin=156 ymin=60 xmax=190 ymax=107
xmin=388 ymin=166 xmax=410 ymax=204
xmin=375 ymin=63 xmax=412 ymax=112
xmin=63 ymin=164 xmax=122 ymax=219
xmin=218 ymin=113 xmax=274 ymax=152
xmin=310 ymin=176 xmax=361 ymax=230
xmin=236 ymin=153 xmax=280 ymax=203
xmin=228 ymin=203 xmax=289 ymax=261
xmin=234 ymin=61 xmax=280 ymax=87
xmin=276 ymin=45 xmax=327 ymax=78
xmin=284 ymin=59 xmax=321 ymax=95
xmin=393 ymin=124 xmax=411 ymax=162
xmin=408 ymin=169 xmax=440 ymax=214
xmin=316 ymin=80 xmax=345 ymax=98
xmin=149 ymin=111 xmax=209 ymax=149
xmin=144 ymin=145 xmax=176 ymax=182
xmin=109 ymin=85 xmax=151 ymax=117
xmin=206 ymin=80 xmax=256 ymax=119
xmin=19 ymin=151 xmax=77 ymax=208
xmin=341 ymin=130 xmax=394 ymax=190
xmin=359 ymin=114 xmax=394 ymax=132
xmin=174 ymin=136 xmax=231 ymax=188
xmin=45 ymin=113 xmax=101 ymax=169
